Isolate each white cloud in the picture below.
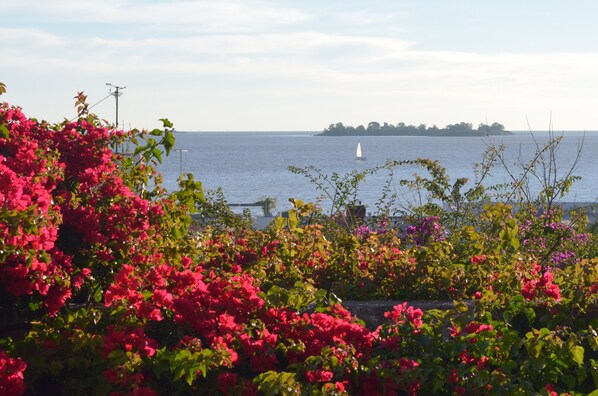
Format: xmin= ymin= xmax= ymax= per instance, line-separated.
xmin=335 ymin=7 xmax=408 ymax=31
xmin=2 ymin=1 xmax=598 ymax=130
xmin=0 ymin=27 xmax=68 ymax=47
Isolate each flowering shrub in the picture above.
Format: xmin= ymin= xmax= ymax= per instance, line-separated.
xmin=0 ymin=102 xmax=68 ymax=313
xmin=519 ymin=208 xmax=592 ymax=267
xmin=1 ymin=89 xmax=597 ymax=395
xmin=520 ymin=263 xmax=561 ymax=301
xmin=0 ymin=350 xmax=26 ymax=396
xmin=401 ymin=215 xmax=446 ymax=246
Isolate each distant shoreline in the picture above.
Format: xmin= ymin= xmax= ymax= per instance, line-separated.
xmin=317 ymin=131 xmax=513 ymax=137
xmin=318 ymin=121 xmax=512 ymax=137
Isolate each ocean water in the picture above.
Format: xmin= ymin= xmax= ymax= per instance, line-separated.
xmin=155 ymin=131 xmax=598 ymax=215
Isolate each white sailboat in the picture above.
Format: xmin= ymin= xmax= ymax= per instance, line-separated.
xmin=356 ymin=142 xmax=366 ymax=161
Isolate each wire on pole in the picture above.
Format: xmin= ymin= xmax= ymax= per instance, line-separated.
xmin=68 ymin=93 xmax=113 ymax=122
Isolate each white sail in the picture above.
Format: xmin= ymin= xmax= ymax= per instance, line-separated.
xmin=355 ymin=142 xmax=366 ymax=160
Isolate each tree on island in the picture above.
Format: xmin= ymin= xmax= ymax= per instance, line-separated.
xmin=319 ymin=120 xmax=511 ymax=136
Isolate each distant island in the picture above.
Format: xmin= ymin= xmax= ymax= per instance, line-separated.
xmin=318 ymin=121 xmax=512 ymax=137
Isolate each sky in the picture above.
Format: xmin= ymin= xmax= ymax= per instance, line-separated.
xmin=2 ymin=0 xmax=598 ymax=132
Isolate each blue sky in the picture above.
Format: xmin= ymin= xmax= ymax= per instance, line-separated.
xmin=1 ymin=0 xmax=598 ymax=131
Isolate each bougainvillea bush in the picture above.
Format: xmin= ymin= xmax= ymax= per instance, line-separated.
xmin=1 ymin=87 xmax=597 ymax=395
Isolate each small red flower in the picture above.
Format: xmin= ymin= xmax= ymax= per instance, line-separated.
xmin=470 ymin=255 xmax=487 ymax=264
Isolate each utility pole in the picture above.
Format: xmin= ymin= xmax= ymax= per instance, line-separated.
xmin=106 ymin=83 xmax=126 ymax=153
xmin=174 ymin=149 xmax=188 ymax=175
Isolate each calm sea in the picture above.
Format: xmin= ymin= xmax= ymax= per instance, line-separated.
xmin=155 ymin=131 xmax=598 ymax=215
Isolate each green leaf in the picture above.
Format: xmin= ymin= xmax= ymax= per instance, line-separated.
xmin=142 ymin=290 xmax=153 ymax=301
xmin=173 ymin=365 xmax=186 ymax=381
xmin=529 ymin=343 xmax=543 ymax=359
xmin=538 ymin=328 xmax=551 ymax=338
xmin=107 ymin=349 xmax=126 ymax=362
xmin=576 ymin=366 xmax=588 ymax=385
xmin=152 ymin=147 xmax=163 ymax=163
xmin=562 ymin=374 xmax=576 ymax=389
xmin=133 ymin=146 xmax=144 ymax=156
xmin=255 ymin=371 xmax=299 ymax=396
xmin=185 ymin=367 xmax=197 ymax=385
xmin=454 ymin=300 xmax=470 ymax=313
xmin=530 ymin=356 xmax=545 ymax=371
xmin=93 ymin=286 xmax=103 ymax=302
xmin=163 ymin=131 xmax=175 ymax=155
xmin=431 ymin=377 xmax=445 ymax=392
xmin=591 ymin=359 xmax=598 ymax=387
xmin=274 ymin=217 xmax=287 ymax=231
xmin=571 ymin=345 xmax=584 ymax=366
xmin=0 ymin=124 xmax=9 ymax=139
xmin=160 ymin=118 xmax=174 ymax=128
xmin=287 ymin=211 xmax=299 ymax=231
xmin=500 ymin=359 xmax=518 ymax=373
xmin=510 ymin=237 xmax=520 ymax=249
xmin=196 ymin=363 xmax=207 ymax=378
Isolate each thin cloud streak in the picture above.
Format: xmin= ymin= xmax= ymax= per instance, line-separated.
xmin=1 ymin=0 xmax=311 ymax=31
xmin=4 ymin=27 xmax=596 ymax=86
xmin=0 ymin=27 xmax=68 ymax=46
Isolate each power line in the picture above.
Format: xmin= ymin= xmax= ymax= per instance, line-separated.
xmin=68 ymin=84 xmax=126 ymax=153
xmin=69 ymin=92 xmax=113 ymax=122
xmin=89 ymin=93 xmax=113 ymax=112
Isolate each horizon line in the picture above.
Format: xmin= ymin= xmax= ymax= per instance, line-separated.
xmin=174 ymin=129 xmax=598 ymax=133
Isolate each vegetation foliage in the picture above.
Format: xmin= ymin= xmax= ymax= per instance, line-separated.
xmin=0 ymin=84 xmax=597 ymax=395
xmin=319 ymin=121 xmax=510 ymax=136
